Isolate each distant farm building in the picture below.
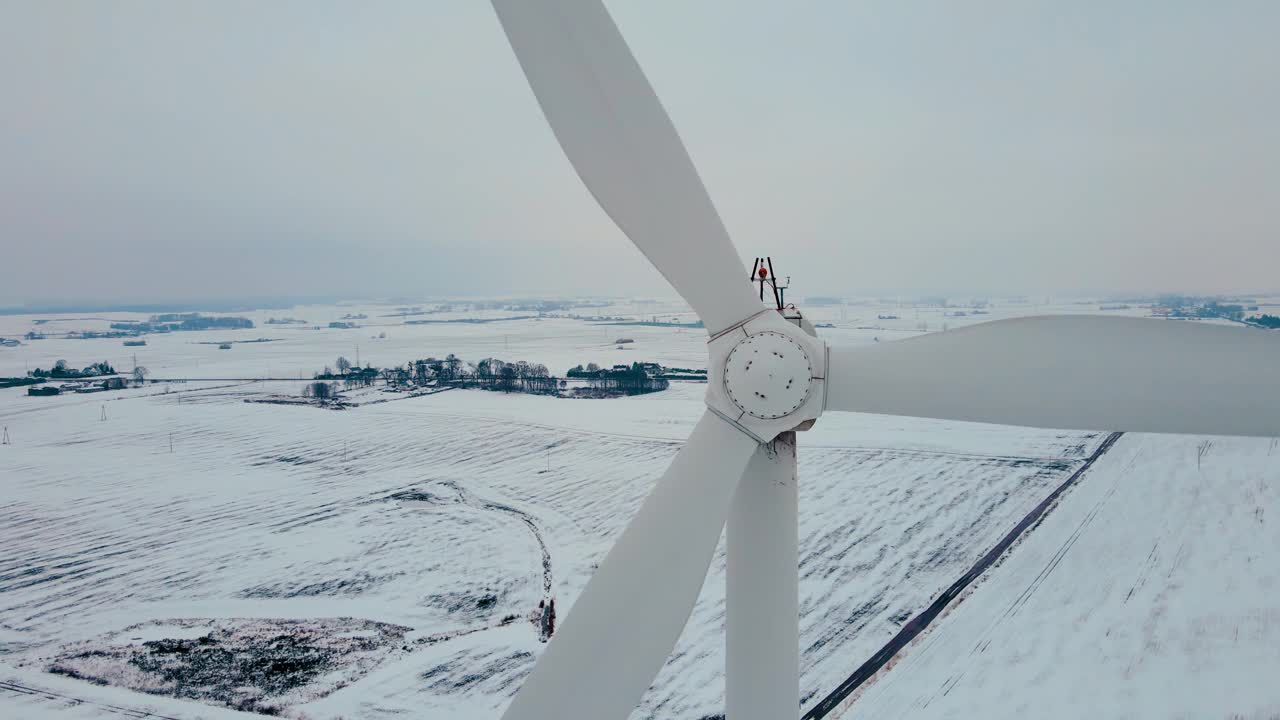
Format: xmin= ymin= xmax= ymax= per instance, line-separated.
xmin=28 ymin=386 xmax=61 ymax=396
xmin=614 ymin=338 xmax=634 ymax=344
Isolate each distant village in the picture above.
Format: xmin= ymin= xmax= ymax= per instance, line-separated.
xmin=12 ymin=360 xmax=138 ymax=396
xmin=1147 ymin=296 xmax=1280 ymax=328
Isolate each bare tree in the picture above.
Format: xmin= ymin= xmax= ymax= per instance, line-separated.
xmin=304 ymin=381 xmax=336 ymax=402
xmin=499 ymin=365 xmax=518 ymax=393
xmin=131 ymin=366 xmax=150 ymax=385
xmin=335 ymin=356 xmax=352 ymax=375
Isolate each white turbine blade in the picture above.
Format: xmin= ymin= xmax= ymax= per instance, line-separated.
xmin=502 ymin=411 xmax=759 ymax=720
xmin=825 ymin=315 xmax=1280 ymax=436
xmin=727 ymin=433 xmax=799 ymax=720
xmin=490 ymin=0 xmax=762 ymax=335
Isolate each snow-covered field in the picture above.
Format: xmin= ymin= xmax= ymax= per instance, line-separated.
xmin=853 ymin=433 xmax=1280 ymax=720
xmin=1 ymin=299 xmax=1277 ymax=719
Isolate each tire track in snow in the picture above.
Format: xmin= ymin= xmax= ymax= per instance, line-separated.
xmin=0 ymin=679 xmax=183 ymax=719
xmin=801 ymin=432 xmax=1124 ymax=720
xmin=440 ymin=481 xmax=556 ymax=638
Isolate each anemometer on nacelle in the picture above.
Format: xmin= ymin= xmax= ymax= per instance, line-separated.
xmin=750 ymin=257 xmax=815 ymax=337
xmin=750 ymin=257 xmax=789 ymax=310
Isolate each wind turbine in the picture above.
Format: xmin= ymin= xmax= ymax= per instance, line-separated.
xmin=488 ymin=2 xmax=1280 ymax=718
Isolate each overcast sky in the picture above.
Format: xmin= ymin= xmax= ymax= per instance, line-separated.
xmin=2 ymin=1 xmax=1277 ymax=306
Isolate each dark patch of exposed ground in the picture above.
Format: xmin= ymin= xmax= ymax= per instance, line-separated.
xmin=45 ymin=617 xmax=410 ymax=715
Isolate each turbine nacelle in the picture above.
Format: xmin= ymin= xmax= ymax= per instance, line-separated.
xmin=706 ymin=309 xmax=827 ymax=444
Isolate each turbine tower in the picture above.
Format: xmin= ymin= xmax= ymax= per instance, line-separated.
xmin=489 ymin=1 xmax=1280 ymax=718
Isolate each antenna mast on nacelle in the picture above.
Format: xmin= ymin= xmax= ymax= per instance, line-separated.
xmin=750 ymin=257 xmax=790 ymax=311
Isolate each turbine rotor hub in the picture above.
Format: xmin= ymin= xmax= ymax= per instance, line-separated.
xmin=723 ymin=331 xmax=814 ymax=420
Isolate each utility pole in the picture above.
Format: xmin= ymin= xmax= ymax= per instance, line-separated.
xmin=169 ymin=432 xmax=173 ymax=453
xmin=2 ymin=426 xmax=10 ymax=445
xmin=100 ymin=405 xmax=107 ymax=422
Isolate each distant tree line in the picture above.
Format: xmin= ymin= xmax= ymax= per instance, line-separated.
xmin=462 ymin=299 xmax=579 ymax=312
xmin=381 ymin=355 xmax=559 ymax=395
xmin=110 ymin=313 xmax=254 ymax=334
xmin=68 ymin=330 xmax=135 ymax=340
xmin=1196 ymin=302 xmax=1246 ymax=321
xmin=568 ymin=362 xmax=669 ymax=395
xmin=1247 ymin=314 xmax=1280 ymax=329
xmin=307 ymin=354 xmax=669 ymax=400
xmin=1156 ymin=297 xmax=1248 ymax=322
xmin=565 ymin=362 xmax=604 ymax=377
xmin=469 ymin=358 xmax=557 ymax=394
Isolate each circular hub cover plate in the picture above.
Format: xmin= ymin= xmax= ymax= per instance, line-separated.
xmin=723 ymin=331 xmax=813 ymax=420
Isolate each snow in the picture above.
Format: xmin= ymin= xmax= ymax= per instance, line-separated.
xmin=111 ymin=623 xmax=216 ymax=644
xmin=1 ymin=299 xmax=1277 ymax=719
xmin=848 ymin=433 xmax=1280 ymax=720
